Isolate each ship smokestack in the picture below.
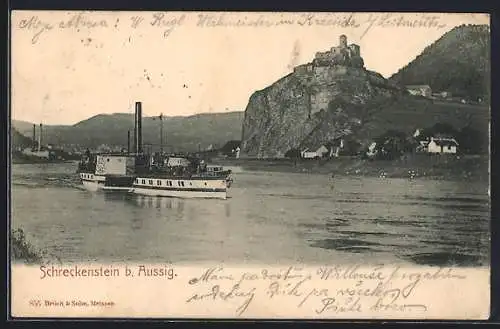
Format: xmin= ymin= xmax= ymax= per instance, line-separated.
xmin=32 ymin=124 xmax=36 ymax=149
xmin=38 ymin=123 xmax=42 ymax=152
xmin=134 ymin=101 xmax=142 ymax=154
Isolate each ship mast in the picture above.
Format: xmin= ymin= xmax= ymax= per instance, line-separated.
xmin=159 ymin=113 xmax=163 ymax=154
xmin=38 ymin=123 xmax=42 ymax=152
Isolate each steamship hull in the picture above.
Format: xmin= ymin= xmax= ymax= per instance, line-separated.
xmin=79 ymin=173 xmax=135 ymax=192
xmin=204 ymin=167 xmax=233 ymax=188
xmin=131 ymin=176 xmax=227 ymax=200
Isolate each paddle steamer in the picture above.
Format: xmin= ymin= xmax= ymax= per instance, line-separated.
xmin=132 ymin=154 xmax=231 ymax=200
xmin=77 ymin=153 xmax=136 ymax=192
xmin=77 ymin=101 xmax=232 ymax=198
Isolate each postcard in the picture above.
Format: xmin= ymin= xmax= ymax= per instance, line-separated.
xmin=9 ymin=11 xmax=490 ymax=319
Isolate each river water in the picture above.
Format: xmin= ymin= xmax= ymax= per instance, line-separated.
xmin=10 ymin=162 xmax=490 ymax=266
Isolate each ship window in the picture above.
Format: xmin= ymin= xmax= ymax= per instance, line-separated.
xmin=149 ymin=180 xmax=153 ymax=185
xmin=189 ymin=182 xmax=192 ymax=186
xmin=135 ymin=179 xmax=138 ymax=183
xmin=204 ymin=182 xmax=207 ymax=186
xmin=157 ymin=180 xmax=161 ymax=186
xmin=142 ymin=179 xmax=145 ymax=184
xmin=181 ymin=181 xmax=185 ymax=187
xmin=107 ymin=159 xmax=110 ymax=162
xmin=177 ymin=181 xmax=181 ymax=186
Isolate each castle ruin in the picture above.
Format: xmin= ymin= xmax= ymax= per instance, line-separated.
xmin=289 ymin=35 xmax=367 ymax=118
xmin=312 ymin=35 xmax=364 ymax=68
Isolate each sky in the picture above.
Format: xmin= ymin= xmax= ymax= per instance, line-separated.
xmin=11 ymin=11 xmax=489 ymax=125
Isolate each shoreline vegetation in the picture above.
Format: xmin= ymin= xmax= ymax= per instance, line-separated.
xmin=11 ymin=228 xmax=60 ymax=265
xmin=210 ymin=154 xmax=489 ymax=182
xmin=11 ymin=150 xmax=488 ymax=182
xmin=11 ymin=228 xmax=44 ymax=264
xmin=11 ymin=152 xmax=77 ymax=164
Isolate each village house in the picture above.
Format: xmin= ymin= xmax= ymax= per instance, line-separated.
xmin=406 ymin=85 xmax=432 ymax=98
xmin=301 ymin=144 xmax=329 ymax=159
xmin=426 ymin=137 xmax=459 ymax=154
xmin=301 ymin=139 xmax=345 ymax=159
xmin=301 ymin=148 xmax=320 ymax=159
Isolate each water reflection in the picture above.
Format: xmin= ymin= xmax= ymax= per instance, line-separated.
xmin=102 ymin=191 xmax=130 ymax=202
xmin=130 ymin=195 xmax=185 ymax=211
xmin=126 ymin=195 xmax=233 ymax=219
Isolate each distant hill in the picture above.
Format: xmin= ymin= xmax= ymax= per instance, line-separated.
xmin=389 ymin=24 xmax=490 ymax=101
xmin=12 ymin=111 xmax=245 ymax=152
xmin=11 ymin=127 xmax=33 ymax=149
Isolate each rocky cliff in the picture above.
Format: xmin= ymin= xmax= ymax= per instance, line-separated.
xmin=240 ymin=62 xmax=404 ymax=158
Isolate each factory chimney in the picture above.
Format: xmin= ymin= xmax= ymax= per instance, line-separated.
xmin=134 ymin=102 xmax=143 ymax=154
xmin=32 ymin=124 xmax=36 ymax=149
xmin=38 ymin=123 xmax=42 ymax=152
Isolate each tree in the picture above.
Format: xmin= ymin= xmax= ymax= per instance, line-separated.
xmin=458 ymin=126 xmax=487 ymax=154
xmin=374 ymin=130 xmax=413 ymax=160
xmin=284 ymin=148 xmax=301 ymax=159
xmin=420 ymin=123 xmax=459 ymax=140
xmin=339 ymin=139 xmax=362 ymax=156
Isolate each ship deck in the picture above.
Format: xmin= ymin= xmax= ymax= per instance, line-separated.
xmin=135 ymin=173 xmax=228 ymax=180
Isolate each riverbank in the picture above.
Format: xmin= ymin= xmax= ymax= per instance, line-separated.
xmin=11 ymin=152 xmax=77 ymax=164
xmin=11 ymin=228 xmax=62 ymax=265
xmin=210 ymin=154 xmax=489 ymax=182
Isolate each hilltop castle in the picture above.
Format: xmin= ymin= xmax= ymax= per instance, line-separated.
xmin=312 ymin=35 xmax=364 ymax=68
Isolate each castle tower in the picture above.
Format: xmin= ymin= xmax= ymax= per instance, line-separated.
xmin=339 ymin=34 xmax=347 ymax=48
